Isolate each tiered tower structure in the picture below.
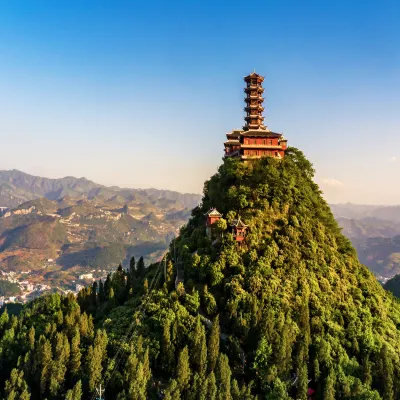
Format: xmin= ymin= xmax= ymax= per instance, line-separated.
xmin=224 ymin=72 xmax=288 ymax=160
xmin=244 ymin=73 xmax=265 ymax=130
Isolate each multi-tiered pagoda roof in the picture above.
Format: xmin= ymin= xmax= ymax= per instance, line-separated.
xmin=224 ymin=72 xmax=288 ymax=160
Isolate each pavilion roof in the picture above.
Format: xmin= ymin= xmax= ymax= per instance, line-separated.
xmin=205 ymin=208 xmax=222 ymax=217
xmin=226 ymin=129 xmax=242 ymax=137
xmin=231 ymin=217 xmax=247 ymax=228
xmin=244 ymin=72 xmax=264 ymax=81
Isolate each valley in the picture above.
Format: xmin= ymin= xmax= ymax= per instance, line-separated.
xmin=332 ymin=203 xmax=400 ymax=281
xmin=0 ymin=170 xmax=201 ymax=302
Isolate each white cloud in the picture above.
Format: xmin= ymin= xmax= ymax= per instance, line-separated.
xmin=389 ymin=156 xmax=397 ymax=163
xmin=320 ymin=177 xmax=345 ymax=187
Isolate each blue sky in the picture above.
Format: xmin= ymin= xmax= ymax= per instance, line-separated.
xmin=0 ymin=0 xmax=399 ymax=204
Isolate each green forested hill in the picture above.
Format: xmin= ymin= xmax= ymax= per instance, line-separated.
xmin=1 ymin=149 xmax=400 ymax=399
xmin=384 ymin=274 xmax=400 ymax=298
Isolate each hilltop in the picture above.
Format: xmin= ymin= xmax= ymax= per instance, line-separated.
xmin=1 ymin=148 xmax=400 ymax=399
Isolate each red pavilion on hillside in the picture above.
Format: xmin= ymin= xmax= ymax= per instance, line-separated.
xmin=224 ymin=72 xmax=288 ymax=160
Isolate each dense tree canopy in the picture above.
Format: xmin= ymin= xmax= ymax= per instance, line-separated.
xmin=1 ymin=148 xmax=400 ymax=399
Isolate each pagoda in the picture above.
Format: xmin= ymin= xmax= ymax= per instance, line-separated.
xmin=224 ymin=72 xmax=288 ymax=160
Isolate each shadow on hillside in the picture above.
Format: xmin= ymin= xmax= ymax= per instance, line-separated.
xmin=57 ymin=241 xmax=168 ymax=270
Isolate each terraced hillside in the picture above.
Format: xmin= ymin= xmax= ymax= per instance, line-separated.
xmin=0 ymin=192 xmax=200 ymax=290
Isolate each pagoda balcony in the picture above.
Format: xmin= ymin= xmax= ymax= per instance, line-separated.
xmin=224 ymin=140 xmax=240 ymax=145
xmin=241 ymin=154 xmax=282 ymax=160
xmin=244 ymin=116 xmax=264 ymax=121
xmin=245 ymin=124 xmax=266 ymax=129
xmin=244 ymin=86 xmax=264 ymax=93
xmin=241 ymin=143 xmax=283 ymax=149
xmin=246 ymin=95 xmax=264 ymax=100
xmin=244 ymin=106 xmax=264 ymax=111
xmin=241 ymin=155 xmax=264 ymax=160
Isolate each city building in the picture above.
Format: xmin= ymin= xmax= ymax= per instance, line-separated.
xmin=79 ymin=273 xmax=93 ymax=280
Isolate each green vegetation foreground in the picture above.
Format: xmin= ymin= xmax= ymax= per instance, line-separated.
xmin=1 ymin=148 xmax=400 ymax=399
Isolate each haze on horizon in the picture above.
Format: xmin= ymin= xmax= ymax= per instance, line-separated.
xmin=0 ymin=0 xmax=399 ymax=205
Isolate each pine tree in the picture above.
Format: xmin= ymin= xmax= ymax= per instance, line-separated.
xmin=91 ymin=281 xmax=98 ymax=310
xmin=231 ymin=379 xmax=240 ymax=400
xmin=104 ymin=274 xmax=112 ymax=300
xmin=166 ymin=260 xmax=174 ymax=289
xmin=130 ymin=256 xmax=136 ymax=277
xmin=66 ymin=380 xmax=82 ymax=400
xmin=208 ymin=315 xmax=220 ymax=372
xmin=380 ymin=344 xmax=394 ymax=400
xmin=28 ymin=326 xmax=35 ymax=351
xmin=49 ymin=332 xmax=70 ymax=396
xmin=161 ymin=320 xmax=175 ymax=373
xmin=323 ymin=370 xmax=336 ymax=400
xmin=164 ymin=379 xmax=181 ymax=400
xmin=130 ymin=256 xmax=136 ymax=272
xmin=191 ymin=316 xmax=207 ymax=375
xmin=34 ymin=336 xmax=52 ymax=396
xmin=87 ymin=329 xmax=108 ymax=392
xmin=253 ymin=335 xmax=272 ymax=386
xmin=207 ymin=372 xmax=217 ymax=400
xmin=199 ymin=325 xmax=208 ymax=377
xmin=188 ymin=372 xmax=201 ymax=400
xmin=107 ymin=287 xmax=116 ymax=310
xmin=216 ymin=353 xmax=231 ymax=400
xmin=98 ymin=279 xmax=105 ymax=303
xmin=136 ymin=256 xmax=145 ymax=277
xmin=295 ymin=297 xmax=310 ymax=399
xmin=176 ymin=346 xmax=191 ymax=392
xmin=265 ymin=378 xmax=291 ymax=400
xmin=70 ymin=327 xmax=81 ymax=378
xmin=113 ymin=263 xmax=127 ymax=303
xmin=295 ymin=342 xmax=308 ymax=399
xmin=125 ymin=350 xmax=151 ymax=400
xmin=0 ymin=308 xmax=9 ymax=334
xmin=4 ymin=368 xmax=30 ymax=400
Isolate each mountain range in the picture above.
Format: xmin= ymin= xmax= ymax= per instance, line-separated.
xmin=0 ymin=169 xmax=201 ymax=209
xmin=331 ymin=203 xmax=400 ymax=278
xmin=0 ymin=169 xmax=201 ymax=291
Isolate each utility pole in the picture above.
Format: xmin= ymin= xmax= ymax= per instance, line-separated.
xmin=163 ymin=256 xmax=167 ymax=282
xmin=96 ymin=384 xmax=105 ymax=400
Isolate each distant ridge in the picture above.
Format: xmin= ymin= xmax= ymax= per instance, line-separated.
xmin=0 ymin=169 xmax=201 ymax=209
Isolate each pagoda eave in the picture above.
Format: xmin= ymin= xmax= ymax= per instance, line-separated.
xmin=245 ymin=96 xmax=264 ymax=101
xmin=244 ymin=74 xmax=264 ymax=82
xmin=244 ymin=105 xmax=264 ymax=110
xmin=243 ymin=133 xmax=283 ymax=139
xmin=244 ymin=87 xmax=264 ymax=93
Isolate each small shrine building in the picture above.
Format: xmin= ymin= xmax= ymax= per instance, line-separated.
xmin=231 ymin=217 xmax=248 ymax=245
xmin=205 ymin=208 xmax=248 ymax=244
xmin=205 ymin=208 xmax=223 ymax=239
